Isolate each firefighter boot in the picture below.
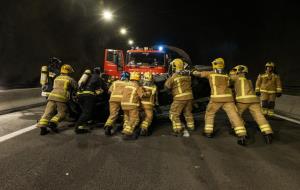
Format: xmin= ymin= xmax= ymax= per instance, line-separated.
xmin=48 ymin=122 xmax=59 ymax=133
xmin=203 ymin=131 xmax=214 ymax=138
xmin=171 ymin=128 xmax=183 ymax=137
xmin=104 ymin=125 xmax=112 ymax=136
xmin=263 ymin=134 xmax=273 ymax=144
xmin=40 ymin=127 xmax=49 ymax=136
xmin=123 ymin=131 xmax=138 ymax=140
xmin=140 ymin=128 xmax=149 ymax=136
xmin=237 ymin=136 xmax=247 ymax=146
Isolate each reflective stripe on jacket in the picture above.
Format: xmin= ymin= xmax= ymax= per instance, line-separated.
xmin=193 ymin=71 xmax=233 ymax=102
xmin=109 ymin=80 xmax=128 ymax=102
xmin=255 ymin=73 xmax=282 ymax=94
xmin=121 ymin=81 xmax=144 ymax=110
xmin=231 ymin=74 xmax=259 ymax=103
xmin=164 ymin=73 xmax=193 ymax=101
xmin=141 ymin=85 xmax=158 ymax=109
xmin=48 ymin=74 xmax=77 ymax=103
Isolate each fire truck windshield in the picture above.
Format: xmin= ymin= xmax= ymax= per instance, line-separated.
xmin=127 ymin=52 xmax=165 ymax=67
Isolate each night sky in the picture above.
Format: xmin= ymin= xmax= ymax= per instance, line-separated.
xmin=0 ymin=0 xmax=300 ymax=94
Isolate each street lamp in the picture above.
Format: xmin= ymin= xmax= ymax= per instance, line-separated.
xmin=128 ymin=39 xmax=134 ymax=45
xmin=120 ymin=28 xmax=127 ymax=35
xmin=102 ymin=10 xmax=113 ymax=21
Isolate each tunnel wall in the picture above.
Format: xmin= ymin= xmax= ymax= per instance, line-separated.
xmin=275 ymin=95 xmax=300 ymax=120
xmin=0 ymin=88 xmax=45 ymax=114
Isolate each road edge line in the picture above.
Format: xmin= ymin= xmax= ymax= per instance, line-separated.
xmin=0 ymin=124 xmax=37 ymax=143
xmin=274 ymin=114 xmax=300 ymax=125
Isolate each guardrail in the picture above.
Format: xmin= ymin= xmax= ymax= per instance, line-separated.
xmin=0 ymin=88 xmax=46 ymax=114
xmin=275 ymin=94 xmax=300 ymax=120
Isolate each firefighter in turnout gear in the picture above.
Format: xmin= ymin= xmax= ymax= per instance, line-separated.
xmin=165 ymin=58 xmax=195 ymax=136
xmin=40 ymin=57 xmax=62 ymax=97
xmin=140 ymin=72 xmax=159 ymax=136
xmin=75 ymin=67 xmax=106 ymax=134
xmin=121 ymin=72 xmax=148 ymax=139
xmin=37 ymin=64 xmax=77 ymax=135
xmin=193 ymin=58 xmax=247 ymax=145
xmin=104 ymin=71 xmax=130 ymax=136
xmin=231 ymin=65 xmax=273 ymax=144
xmin=255 ymin=62 xmax=282 ymax=116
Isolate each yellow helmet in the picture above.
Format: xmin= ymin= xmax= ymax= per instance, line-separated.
xmin=234 ymin=65 xmax=248 ymax=73
xmin=130 ymin=71 xmax=141 ymax=81
xmin=172 ymin=58 xmax=184 ymax=71
xmin=60 ymin=64 xmax=74 ymax=74
xmin=229 ymin=68 xmax=237 ymax=75
xmin=143 ymin=72 xmax=153 ymax=82
xmin=265 ymin=62 xmax=275 ymax=67
xmin=212 ymin=58 xmax=225 ymax=69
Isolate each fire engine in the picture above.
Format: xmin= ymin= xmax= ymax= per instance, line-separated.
xmin=103 ymin=46 xmax=170 ymax=79
xmin=102 ymin=46 xmax=211 ymax=108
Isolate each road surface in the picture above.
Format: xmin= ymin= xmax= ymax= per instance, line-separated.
xmin=0 ymin=106 xmax=299 ymax=190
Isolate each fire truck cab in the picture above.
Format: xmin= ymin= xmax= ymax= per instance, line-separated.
xmin=103 ymin=47 xmax=168 ymax=79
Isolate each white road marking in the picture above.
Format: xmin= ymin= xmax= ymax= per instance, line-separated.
xmin=0 ymin=124 xmax=36 ymax=143
xmin=274 ymin=114 xmax=300 ymax=125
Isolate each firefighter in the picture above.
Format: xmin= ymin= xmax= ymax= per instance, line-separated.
xmin=192 ymin=58 xmax=247 ymax=145
xmin=165 ymin=58 xmax=195 ymax=136
xmin=40 ymin=57 xmax=62 ymax=97
xmin=140 ymin=72 xmax=159 ymax=136
xmin=37 ymin=64 xmax=77 ymax=135
xmin=255 ymin=62 xmax=282 ymax=116
xmin=74 ymin=67 xmax=106 ymax=134
xmin=231 ymin=65 xmax=273 ymax=144
xmin=121 ymin=72 xmax=147 ymax=139
xmin=104 ymin=71 xmax=130 ymax=136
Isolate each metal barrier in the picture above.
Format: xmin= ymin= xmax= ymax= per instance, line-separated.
xmin=0 ymin=88 xmax=45 ymax=114
xmin=275 ymin=94 xmax=300 ymax=120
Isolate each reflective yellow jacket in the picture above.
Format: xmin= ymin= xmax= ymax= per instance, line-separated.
xmin=121 ymin=81 xmax=146 ymax=110
xmin=141 ymin=84 xmax=158 ymax=109
xmin=48 ymin=74 xmax=77 ymax=103
xmin=164 ymin=73 xmax=193 ymax=101
xmin=193 ymin=71 xmax=234 ymax=102
xmin=255 ymin=73 xmax=282 ymax=94
xmin=231 ymin=74 xmax=260 ymax=103
xmin=108 ymin=80 xmax=128 ymax=102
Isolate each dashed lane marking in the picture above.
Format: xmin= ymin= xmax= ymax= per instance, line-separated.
xmin=0 ymin=124 xmax=36 ymax=143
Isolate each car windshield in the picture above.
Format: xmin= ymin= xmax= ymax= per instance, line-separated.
xmin=127 ymin=52 xmax=165 ymax=66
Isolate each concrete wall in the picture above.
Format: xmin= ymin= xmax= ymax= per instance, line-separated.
xmin=0 ymin=88 xmax=45 ymax=114
xmin=275 ymin=94 xmax=300 ymax=120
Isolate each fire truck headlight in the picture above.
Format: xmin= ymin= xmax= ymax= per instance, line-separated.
xmin=158 ymin=46 xmax=163 ymax=51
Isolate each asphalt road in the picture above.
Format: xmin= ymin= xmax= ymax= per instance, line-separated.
xmin=0 ymin=106 xmax=299 ymax=190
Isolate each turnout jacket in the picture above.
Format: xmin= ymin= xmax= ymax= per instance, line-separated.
xmin=193 ymin=71 xmax=234 ymax=102
xmin=231 ymin=74 xmax=260 ymax=103
xmin=255 ymin=72 xmax=282 ymax=94
xmin=48 ymin=74 xmax=77 ymax=103
xmin=164 ymin=73 xmax=193 ymax=101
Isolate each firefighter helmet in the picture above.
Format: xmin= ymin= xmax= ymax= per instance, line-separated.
xmin=234 ymin=65 xmax=248 ymax=74
xmin=265 ymin=62 xmax=275 ymax=67
xmin=60 ymin=64 xmax=74 ymax=74
xmin=121 ymin=71 xmax=130 ymax=80
xmin=212 ymin=58 xmax=225 ymax=69
xmin=143 ymin=72 xmax=153 ymax=82
xmin=229 ymin=68 xmax=237 ymax=76
xmin=172 ymin=58 xmax=184 ymax=71
xmin=130 ymin=71 xmax=141 ymax=81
